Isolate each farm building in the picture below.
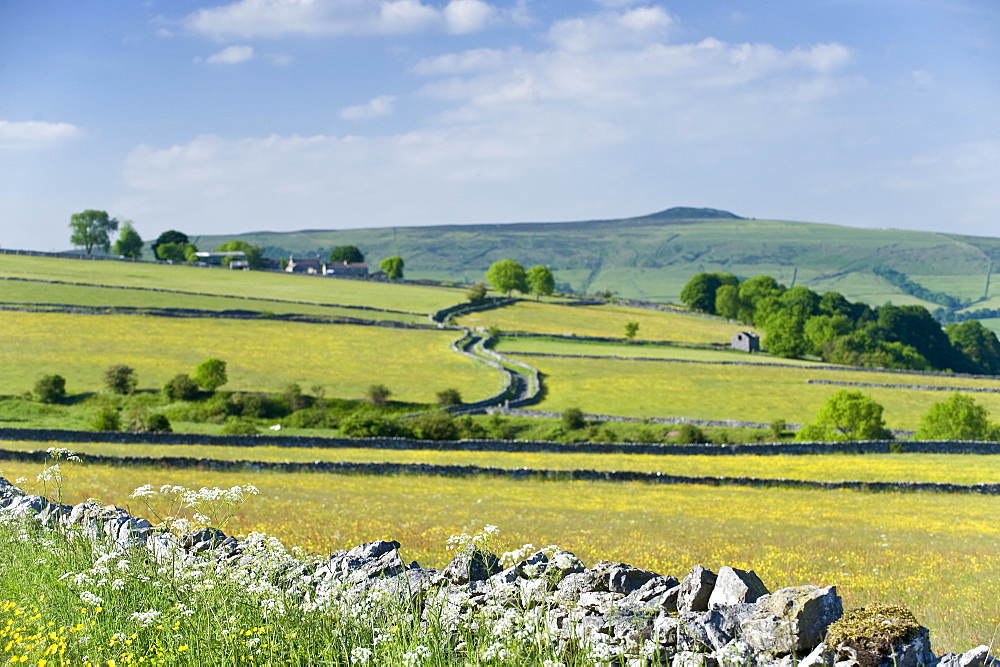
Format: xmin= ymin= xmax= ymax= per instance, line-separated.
xmin=326 ymin=262 xmax=369 ymax=277
xmin=285 ymin=256 xmax=325 ymax=274
xmin=731 ymin=331 xmax=760 ymax=353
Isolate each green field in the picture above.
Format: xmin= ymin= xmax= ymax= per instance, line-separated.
xmin=459 ymin=300 xmax=750 ymax=343
xmin=0 ymin=310 xmax=497 ymax=404
xmin=0 ymin=255 xmax=463 ymax=314
xmin=510 ymin=354 xmax=1000 ymax=429
xmin=0 ymin=458 xmax=995 ymax=653
xmin=4 ymin=440 xmax=999 ymax=484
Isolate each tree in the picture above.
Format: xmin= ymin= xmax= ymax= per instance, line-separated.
xmin=714 ymin=284 xmax=743 ymax=320
xmin=915 ymin=393 xmax=996 ymax=441
xmin=151 ymin=230 xmax=189 ymax=258
xmin=112 ymin=221 xmax=143 ymax=259
xmin=486 ymin=259 xmax=527 ymax=296
xmin=366 ymin=384 xmax=392 ymax=407
xmin=156 ymin=241 xmax=198 ymax=262
xmin=329 ymin=245 xmax=365 ymax=264
xmin=34 ymin=374 xmax=66 ymax=403
xmin=193 ymin=358 xmax=228 ymax=392
xmin=380 ymin=256 xmax=405 ymax=280
xmin=624 ymin=321 xmax=639 ymax=341
xmin=526 ymin=265 xmax=555 ymax=300
xmin=946 ymin=320 xmax=1000 ymax=375
xmin=467 ymin=282 xmax=488 ymax=303
xmin=738 ymin=275 xmax=785 ymax=324
xmin=437 ymin=388 xmax=463 ymax=406
xmin=214 ymin=240 xmax=263 ymax=269
xmin=163 ymin=374 xmax=199 ymax=401
xmin=796 ymin=390 xmax=890 ymax=442
xmin=104 ymin=364 xmax=137 ymax=395
xmin=562 ymin=407 xmax=586 ymax=430
xmin=680 ymin=273 xmax=722 ymax=314
xmin=69 ymin=210 xmax=119 ymax=255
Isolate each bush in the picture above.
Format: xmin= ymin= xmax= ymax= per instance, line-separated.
xmin=410 ymin=412 xmax=460 ymax=441
xmin=284 ymin=383 xmax=308 ymax=412
xmin=91 ymin=407 xmax=121 ymax=432
xmin=769 ymin=419 xmax=786 ymax=440
xmin=340 ymin=412 xmax=407 ymax=438
xmin=914 ymin=393 xmax=996 ymax=441
xmin=487 ymin=414 xmax=515 ymax=440
xmin=436 ymin=388 xmax=463 ymax=407
xmin=163 ymin=374 xmax=199 ymax=401
xmin=104 ymin=364 xmax=138 ymax=395
xmin=129 ymin=412 xmax=171 ymax=433
xmin=796 ymin=390 xmax=891 ymax=442
xmin=456 ymin=416 xmax=487 ymax=439
xmin=193 ymin=358 xmax=228 ymax=392
xmin=676 ymin=423 xmax=710 ymax=444
xmin=221 ymin=417 xmax=260 ymax=436
xmin=365 ymin=384 xmax=392 ymax=407
xmin=562 ymin=407 xmax=586 ymax=430
xmin=467 ymin=281 xmax=488 ymax=303
xmin=285 ymin=407 xmax=338 ymax=429
xmin=34 ymin=374 xmax=66 ymax=404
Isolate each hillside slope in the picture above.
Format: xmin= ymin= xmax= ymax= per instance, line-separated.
xmin=193 ymin=207 xmax=1000 ymax=309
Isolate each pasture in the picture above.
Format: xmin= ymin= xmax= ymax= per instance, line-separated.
xmin=0 ymin=254 xmax=463 ymax=314
xmin=0 ymin=310 xmax=498 ymax=404
xmin=509 ymin=354 xmax=1000 ymax=429
xmin=458 ymin=300 xmax=751 ymax=343
xmin=0 ymin=458 xmax=996 ymax=652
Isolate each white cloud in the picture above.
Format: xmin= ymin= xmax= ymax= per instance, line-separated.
xmin=411 ymin=47 xmax=510 ymax=75
xmin=444 ymin=0 xmax=494 ymax=34
xmin=547 ymin=6 xmax=673 ymax=52
xmin=205 ymin=45 xmax=255 ymax=64
xmin=340 ymin=95 xmax=397 ymax=119
xmin=0 ymin=120 xmax=83 ymax=149
xmin=184 ymin=0 xmax=500 ymax=39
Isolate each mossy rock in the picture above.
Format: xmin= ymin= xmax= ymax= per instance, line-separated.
xmin=826 ymin=603 xmax=923 ymax=666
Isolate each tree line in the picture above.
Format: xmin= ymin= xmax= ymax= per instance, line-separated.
xmin=680 ymin=272 xmax=1000 ymax=375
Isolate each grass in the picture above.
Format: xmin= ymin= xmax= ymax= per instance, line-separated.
xmin=3 ymin=440 xmax=1000 ymax=484
xmin=458 ymin=300 xmax=751 ymax=344
xmin=0 ymin=311 xmax=498 ymax=404
xmin=0 ymin=279 xmax=425 ymax=323
xmin=1 ymin=459 xmax=997 ymax=653
xmin=0 ymin=254 xmax=465 ymax=314
xmin=509 ymin=355 xmax=1000 ymax=429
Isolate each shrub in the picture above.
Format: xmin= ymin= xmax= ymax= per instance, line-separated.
xmin=411 ymin=412 xmax=460 ymax=441
xmin=284 ymin=383 xmax=308 ymax=412
xmin=34 ymin=374 xmax=66 ymax=404
xmin=91 ymin=407 xmax=121 ymax=432
xmin=562 ymin=407 xmax=586 ymax=430
xmin=104 ymin=364 xmax=138 ymax=395
xmin=193 ymin=358 xmax=228 ymax=392
xmin=769 ymin=419 xmax=786 ymax=440
xmin=163 ymin=374 xmax=199 ymax=401
xmin=436 ymin=388 xmax=463 ymax=407
xmin=221 ymin=417 xmax=260 ymax=436
xmin=914 ymin=393 xmax=996 ymax=441
xmin=487 ymin=414 xmax=515 ymax=440
xmin=340 ymin=412 xmax=407 ymax=438
xmin=285 ymin=407 xmax=338 ymax=429
xmin=365 ymin=384 xmax=392 ymax=407
xmin=456 ymin=416 xmax=487 ymax=439
xmin=129 ymin=412 xmax=171 ymax=433
xmin=467 ymin=281 xmax=488 ymax=303
xmin=797 ymin=390 xmax=891 ymax=442
xmin=676 ymin=423 xmax=709 ymax=444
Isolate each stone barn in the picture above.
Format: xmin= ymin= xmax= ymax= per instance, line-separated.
xmin=731 ymin=331 xmax=760 ymax=353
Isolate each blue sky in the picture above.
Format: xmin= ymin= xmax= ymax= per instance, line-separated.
xmin=1 ymin=0 xmax=997 ymax=251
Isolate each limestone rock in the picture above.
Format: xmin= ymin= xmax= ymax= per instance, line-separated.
xmin=708 ymin=566 xmax=769 ymax=608
xmin=439 ymin=546 xmax=501 ymax=585
xmin=592 ymin=560 xmax=662 ymax=595
xmin=678 ymin=565 xmax=718 ymax=613
xmin=740 ymin=585 xmax=843 ymax=654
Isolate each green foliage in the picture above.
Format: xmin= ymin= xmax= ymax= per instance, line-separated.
xmin=624 ymin=321 xmax=639 ymax=341
xmin=380 ymin=256 xmax=405 ymax=280
xmin=561 ymin=407 xmax=586 ymax=430
xmin=129 ymin=412 xmax=171 ymax=433
xmin=91 ymin=406 xmax=121 ymax=432
xmin=525 ymin=265 xmax=555 ymax=300
xmin=151 ymin=230 xmax=189 ymax=257
xmin=769 ymin=419 xmax=786 ymax=440
xmin=155 ymin=241 xmax=198 ymax=262
xmin=112 ymin=220 xmax=143 ymax=259
xmin=486 ymin=259 xmax=528 ymax=296
xmin=221 ymin=416 xmax=260 ymax=436
xmin=467 ymin=281 xmax=488 ymax=303
xmin=329 ymin=245 xmax=365 ymax=264
xmin=826 ymin=603 xmax=922 ymax=665
xmin=680 ymin=273 xmax=728 ymax=314
xmin=946 ymin=320 xmax=1000 ymax=375
xmin=410 ymin=411 xmax=460 ymax=441
xmin=339 ymin=411 xmax=406 ymax=437
xmin=487 ymin=413 xmax=516 ymax=439
xmin=915 ymin=393 xmax=996 ymax=441
xmin=163 ymin=374 xmax=199 ymax=401
xmin=283 ymin=383 xmax=308 ymax=412
xmin=34 ymin=374 xmax=66 ymax=404
xmin=675 ymin=423 xmax=709 ymax=444
xmin=365 ymin=384 xmax=392 ymax=407
xmin=214 ymin=240 xmax=264 ymax=269
xmin=872 ymin=265 xmax=964 ymax=310
xmin=193 ymin=358 xmax=228 ymax=392
xmin=714 ymin=284 xmax=742 ymax=320
xmin=103 ymin=364 xmax=137 ymax=395
xmin=436 ymin=388 xmax=463 ymax=406
xmin=797 ymin=390 xmax=890 ymax=442
xmin=284 ymin=406 xmax=339 ymax=429
xmin=69 ymin=209 xmax=119 ymax=255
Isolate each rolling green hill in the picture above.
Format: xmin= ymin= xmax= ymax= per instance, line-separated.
xmin=193 ymin=207 xmax=1000 ymax=312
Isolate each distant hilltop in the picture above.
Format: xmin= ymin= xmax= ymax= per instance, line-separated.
xmin=633 ymin=207 xmax=745 ymax=220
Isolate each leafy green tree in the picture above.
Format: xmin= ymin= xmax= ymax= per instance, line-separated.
xmin=156 ymin=241 xmax=198 ymax=262
xmin=69 ymin=210 xmax=119 ymax=255
xmin=467 ymin=282 xmax=488 ymax=303
xmin=91 ymin=407 xmax=121 ymax=432
xmin=193 ymin=358 xmax=228 ymax=392
xmin=436 ymin=388 xmax=463 ymax=406
xmin=410 ymin=412 xmax=460 ymax=441
xmin=797 ymin=390 xmax=890 ymax=441
xmin=804 ymin=315 xmax=853 ymax=356
xmin=875 ymin=305 xmax=963 ymax=372
xmin=946 ymin=320 xmax=1000 ymax=375
xmin=486 ymin=259 xmax=527 ymax=296
xmin=624 ymin=321 xmax=639 ymax=341
xmin=915 ymin=393 xmax=996 ymax=441
xmin=366 ymin=384 xmax=392 ymax=407
xmin=562 ymin=407 xmax=586 ymax=430
xmin=151 ymin=230 xmax=189 ymax=257
xmin=680 ymin=273 xmax=721 ymax=313
xmin=34 ymin=374 xmax=66 ymax=403
xmin=761 ymin=310 xmax=810 ymax=358
xmin=104 ymin=364 xmax=137 ymax=395
xmin=526 ymin=265 xmax=555 ymax=300
xmin=214 ymin=240 xmax=263 ymax=269
xmin=738 ymin=275 xmax=785 ymax=324
xmin=112 ymin=220 xmax=143 ymax=259
xmin=380 ymin=256 xmax=405 ymax=280
xmin=329 ymin=245 xmax=365 ymax=264
xmin=714 ymin=284 xmax=743 ymax=320
xmin=163 ymin=374 xmax=199 ymax=401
